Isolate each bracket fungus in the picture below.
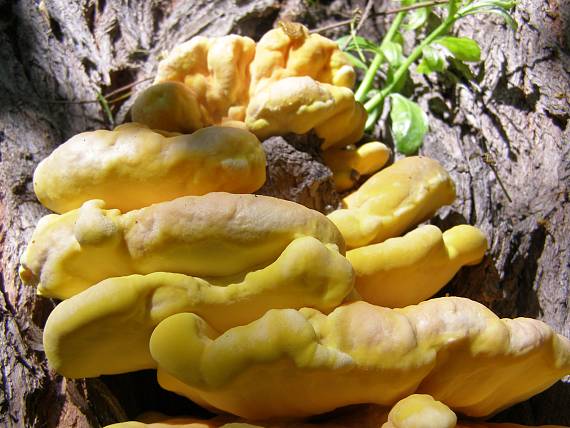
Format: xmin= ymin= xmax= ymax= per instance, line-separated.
xmin=104 ymin=405 xmax=388 ymax=428
xmin=130 ymin=82 xmax=209 ymax=134
xmin=105 ymin=396 xmax=566 ymax=428
xmin=149 ymin=298 xmax=570 ymax=420
xmin=18 ymin=21 xmax=570 ymax=427
xmin=19 ymin=193 xmax=344 ymax=299
xmin=322 ymin=142 xmax=391 ymax=191
xmin=382 ymin=394 xmax=457 ymax=428
xmin=245 ymin=76 xmax=366 ymax=150
xmin=153 ymin=34 xmax=255 ymax=125
xmin=249 ymin=23 xmax=355 ymax=93
xmin=33 ymin=123 xmax=266 ymax=213
xmin=347 ymin=224 xmax=488 ymax=307
xmin=327 ymin=156 xmax=456 ymax=248
xmin=380 ymin=395 xmax=566 ymax=428
xmin=132 ymin=25 xmax=365 ymax=149
xmin=42 ymin=236 xmax=353 ymax=378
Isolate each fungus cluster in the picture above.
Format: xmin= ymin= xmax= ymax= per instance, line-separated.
xmin=19 ymin=25 xmax=570 ymax=428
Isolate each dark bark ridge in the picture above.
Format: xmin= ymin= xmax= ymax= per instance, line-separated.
xmin=0 ymin=0 xmax=568 ymax=426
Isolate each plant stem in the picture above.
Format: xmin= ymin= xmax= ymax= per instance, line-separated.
xmin=355 ymin=11 xmax=406 ymax=102
xmin=310 ymin=0 xmax=449 ymax=33
xmin=97 ymin=92 xmax=115 ymax=126
xmin=363 ymin=17 xmax=455 ymax=112
xmin=365 ymin=101 xmax=383 ymax=130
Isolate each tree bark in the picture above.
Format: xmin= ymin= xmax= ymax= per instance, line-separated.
xmin=0 ymin=0 xmax=568 ymax=426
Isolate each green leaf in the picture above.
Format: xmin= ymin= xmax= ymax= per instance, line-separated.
xmin=336 ymin=35 xmax=381 ymax=53
xmin=448 ymin=57 xmax=476 ymax=81
xmin=365 ymin=106 xmax=382 ymax=131
xmin=435 ymin=36 xmax=481 ymax=61
xmin=417 ymin=45 xmax=446 ymax=74
xmin=456 ymin=0 xmax=517 ymax=29
xmin=403 ymin=7 xmax=431 ymax=30
xmin=393 ymin=31 xmax=405 ymax=46
xmin=416 ymin=59 xmax=433 ymax=74
xmin=389 ymin=94 xmax=428 ymax=154
xmin=381 ymin=41 xmax=404 ymax=67
xmin=343 ymin=52 xmax=368 ymax=70
xmin=386 ymin=67 xmax=410 ymax=93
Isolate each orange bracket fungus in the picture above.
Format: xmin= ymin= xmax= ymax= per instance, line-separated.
xmin=132 ymin=24 xmax=365 ymax=150
xmin=149 ymin=298 xmax=570 ymax=420
xmin=327 ymin=156 xmax=456 ymax=248
xmin=42 ymin=236 xmax=353 ymax=378
xmin=18 ymin=22 xmax=570 ymax=428
xmin=347 ymin=224 xmax=488 ymax=307
xmin=19 ymin=193 xmax=345 ymax=299
xmin=33 ymin=124 xmax=266 ymax=213
xmin=322 ymin=142 xmax=391 ymax=191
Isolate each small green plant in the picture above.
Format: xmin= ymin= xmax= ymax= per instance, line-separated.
xmin=338 ymin=0 xmax=516 ymax=154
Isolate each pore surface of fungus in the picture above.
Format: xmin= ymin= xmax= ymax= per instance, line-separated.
xmin=149 ymin=297 xmax=570 ymax=420
xmin=20 ymin=193 xmax=344 ymax=299
xmin=327 ymin=156 xmax=456 ymax=248
xmin=33 ymin=123 xmax=266 ymax=213
xmin=347 ymin=224 xmax=488 ymax=307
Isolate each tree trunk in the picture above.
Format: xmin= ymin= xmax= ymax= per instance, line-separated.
xmin=0 ymin=0 xmax=568 ymax=426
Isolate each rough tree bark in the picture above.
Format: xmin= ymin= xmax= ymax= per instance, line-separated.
xmin=0 ymin=0 xmax=568 ymax=426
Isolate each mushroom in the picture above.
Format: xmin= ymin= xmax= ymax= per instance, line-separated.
xmin=245 ymin=76 xmax=366 ymax=149
xmin=103 ymin=397 xmax=567 ymax=428
xmin=347 ymin=224 xmax=488 ymax=307
xmin=103 ymin=404 xmax=388 ymax=428
xmin=33 ymin=123 xmax=266 ymax=213
xmin=149 ymin=297 xmax=570 ymax=419
xmin=130 ymin=82 xmax=208 ymax=134
xmin=382 ymin=394 xmax=457 ymax=428
xmin=153 ymin=34 xmax=255 ymax=124
xmin=249 ymin=23 xmax=355 ymax=94
xmin=322 ymin=142 xmax=391 ymax=192
xmin=42 ymin=236 xmax=353 ymax=378
xmin=327 ymin=156 xmax=456 ymax=248
xmin=131 ymin=25 xmax=365 ymax=150
xmin=19 ymin=193 xmax=345 ymax=299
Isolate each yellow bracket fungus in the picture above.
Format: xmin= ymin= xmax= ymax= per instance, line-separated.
xmin=33 ymin=123 xmax=266 ymax=213
xmin=382 ymin=394 xmax=567 ymax=428
xmin=347 ymin=224 xmax=488 ymax=307
xmin=382 ymin=394 xmax=457 ymax=428
xmin=381 ymin=394 xmax=566 ymax=428
xmin=245 ymin=76 xmax=366 ymax=149
xmin=322 ymin=142 xmax=391 ymax=191
xmin=327 ymin=156 xmax=456 ymax=248
xmin=149 ymin=297 xmax=570 ymax=420
xmin=132 ymin=25 xmax=365 ymax=148
xmin=104 ymin=396 xmax=566 ymax=428
xmin=131 ymin=82 xmax=208 ymax=134
xmin=42 ymin=236 xmax=353 ymax=378
xmin=250 ymin=24 xmax=355 ymax=94
xmin=104 ymin=404 xmax=387 ymax=428
xmin=19 ymin=193 xmax=344 ymax=299
xmin=154 ymin=34 xmax=256 ymax=124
